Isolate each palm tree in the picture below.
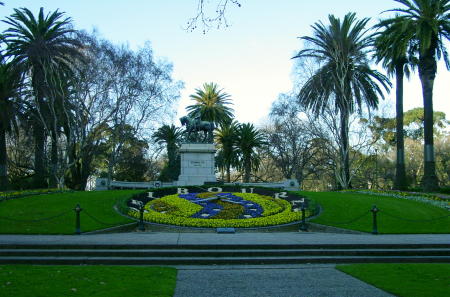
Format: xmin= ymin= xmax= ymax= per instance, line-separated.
xmin=187 ymin=82 xmax=234 ymax=125
xmin=374 ymin=18 xmax=415 ymax=190
xmin=235 ymin=123 xmax=265 ymax=183
xmin=382 ymin=0 xmax=450 ymax=191
xmin=3 ymin=7 xmax=82 ymax=188
xmin=0 ymin=61 xmax=22 ymax=190
xmin=153 ymin=124 xmax=183 ymax=181
xmin=293 ymin=13 xmax=391 ymax=189
xmin=215 ymin=121 xmax=239 ymax=182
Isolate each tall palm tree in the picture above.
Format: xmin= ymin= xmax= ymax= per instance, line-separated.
xmin=3 ymin=7 xmax=82 ymax=188
xmin=235 ymin=123 xmax=265 ymax=183
xmin=215 ymin=121 xmax=239 ymax=182
xmin=0 ymin=61 xmax=22 ymax=190
xmin=187 ymin=82 xmax=234 ymax=126
xmin=152 ymin=124 xmax=183 ymax=181
xmin=374 ymin=18 xmax=415 ymax=190
xmin=382 ymin=0 xmax=450 ymax=191
xmin=293 ymin=13 xmax=391 ymax=189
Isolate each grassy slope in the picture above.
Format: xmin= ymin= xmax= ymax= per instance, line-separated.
xmin=336 ymin=264 xmax=450 ymax=297
xmin=0 ymin=265 xmax=177 ymax=297
xmin=302 ymin=191 xmax=450 ymax=233
xmin=0 ymin=190 xmax=141 ymax=234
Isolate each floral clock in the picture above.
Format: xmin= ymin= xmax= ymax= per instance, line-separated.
xmin=128 ymin=191 xmax=306 ymax=228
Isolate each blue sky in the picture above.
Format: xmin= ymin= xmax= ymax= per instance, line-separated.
xmin=1 ymin=0 xmax=449 ymax=125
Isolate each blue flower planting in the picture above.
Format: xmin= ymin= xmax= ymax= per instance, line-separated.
xmin=179 ymin=192 xmax=263 ymax=219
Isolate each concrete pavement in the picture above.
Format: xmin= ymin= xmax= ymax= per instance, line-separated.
xmin=1 ymin=232 xmax=449 ymax=246
xmin=174 ymin=264 xmax=394 ymax=297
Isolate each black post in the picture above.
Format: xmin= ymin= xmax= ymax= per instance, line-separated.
xmin=74 ymin=204 xmax=82 ymax=235
xmin=371 ymin=205 xmax=379 ymax=235
xmin=299 ymin=203 xmax=308 ymax=231
xmin=138 ymin=203 xmax=145 ymax=231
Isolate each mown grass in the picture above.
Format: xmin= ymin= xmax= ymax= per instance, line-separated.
xmin=0 ymin=190 xmax=141 ymax=234
xmin=336 ymin=263 xmax=450 ymax=297
xmin=302 ymin=191 xmax=450 ymax=233
xmin=0 ymin=265 xmax=177 ymax=297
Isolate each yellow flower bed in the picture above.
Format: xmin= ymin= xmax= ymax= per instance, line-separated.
xmin=233 ymin=193 xmax=284 ymax=216
xmin=145 ymin=194 xmax=202 ymax=218
xmin=129 ymin=192 xmax=304 ymax=228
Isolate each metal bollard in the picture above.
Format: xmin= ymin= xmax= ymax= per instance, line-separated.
xmin=299 ymin=203 xmax=308 ymax=231
xmin=371 ymin=205 xmax=379 ymax=235
xmin=74 ymin=204 xmax=82 ymax=235
xmin=138 ymin=204 xmax=145 ymax=231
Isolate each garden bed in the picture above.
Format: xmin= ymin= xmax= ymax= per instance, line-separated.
xmin=127 ymin=189 xmax=308 ymax=228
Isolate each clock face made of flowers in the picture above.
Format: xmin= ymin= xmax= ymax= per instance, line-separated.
xmin=128 ymin=186 xmax=308 ymax=228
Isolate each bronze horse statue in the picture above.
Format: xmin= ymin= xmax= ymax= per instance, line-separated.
xmin=180 ymin=116 xmax=214 ymax=142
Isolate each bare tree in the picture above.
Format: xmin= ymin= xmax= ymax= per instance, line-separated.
xmin=187 ymin=0 xmax=241 ymax=33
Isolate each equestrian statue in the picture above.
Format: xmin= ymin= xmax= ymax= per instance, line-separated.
xmin=180 ymin=116 xmax=215 ymax=143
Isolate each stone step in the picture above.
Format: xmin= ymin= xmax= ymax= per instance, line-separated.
xmin=0 ymin=255 xmax=449 ymax=265
xmin=1 ymin=248 xmax=449 ymax=257
xmin=1 ymin=243 xmax=450 ymax=250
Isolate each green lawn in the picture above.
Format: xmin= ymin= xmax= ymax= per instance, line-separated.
xmin=302 ymin=191 xmax=450 ymax=233
xmin=0 ymin=265 xmax=177 ymax=297
xmin=336 ymin=263 xmax=450 ymax=297
xmin=0 ymin=190 xmax=141 ymax=234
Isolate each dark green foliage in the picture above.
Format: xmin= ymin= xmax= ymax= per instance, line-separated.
xmin=215 ymin=121 xmax=239 ymax=182
xmin=235 ymin=123 xmax=266 ymax=182
xmin=294 ymin=13 xmax=391 ymax=189
xmin=382 ymin=0 xmax=450 ymax=191
xmin=187 ymin=82 xmax=234 ymax=125
xmin=153 ymin=125 xmax=183 ymax=181
xmin=3 ymin=7 xmax=82 ymax=188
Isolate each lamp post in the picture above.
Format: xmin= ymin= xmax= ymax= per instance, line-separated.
xmin=371 ymin=205 xmax=379 ymax=235
xmin=74 ymin=204 xmax=82 ymax=235
xmin=299 ymin=202 xmax=307 ymax=232
xmin=138 ymin=203 xmax=145 ymax=231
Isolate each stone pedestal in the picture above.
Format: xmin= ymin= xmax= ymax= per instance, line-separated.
xmin=177 ymin=143 xmax=216 ymax=186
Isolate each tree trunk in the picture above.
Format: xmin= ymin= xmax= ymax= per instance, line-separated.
xmin=339 ymin=110 xmax=351 ymax=189
xmin=49 ymin=130 xmax=58 ymax=188
xmin=394 ymin=65 xmax=407 ymax=190
xmin=226 ymin=164 xmax=231 ymax=183
xmin=33 ymin=122 xmax=47 ymax=188
xmin=243 ymin=156 xmax=251 ymax=183
xmin=419 ymin=54 xmax=439 ymax=192
xmin=0 ymin=127 xmax=8 ymax=191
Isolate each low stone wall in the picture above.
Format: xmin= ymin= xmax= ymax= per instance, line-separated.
xmin=95 ymin=178 xmax=300 ymax=191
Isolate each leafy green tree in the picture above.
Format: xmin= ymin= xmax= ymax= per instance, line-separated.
xmin=383 ymin=0 xmax=450 ymax=191
xmin=153 ymin=124 xmax=183 ymax=181
xmin=113 ymin=137 xmax=149 ymax=182
xmin=368 ymin=108 xmax=448 ymax=144
xmin=235 ymin=123 xmax=266 ymax=183
xmin=293 ymin=13 xmax=390 ymax=189
xmin=187 ymin=82 xmax=234 ymax=126
xmin=3 ymin=7 xmax=82 ymax=188
xmin=374 ymin=18 xmax=416 ymax=190
xmin=0 ymin=61 xmax=22 ymax=190
xmin=215 ymin=121 xmax=239 ymax=182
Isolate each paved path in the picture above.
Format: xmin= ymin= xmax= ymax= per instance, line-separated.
xmin=173 ymin=264 xmax=394 ymax=297
xmin=1 ymin=232 xmax=449 ymax=246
